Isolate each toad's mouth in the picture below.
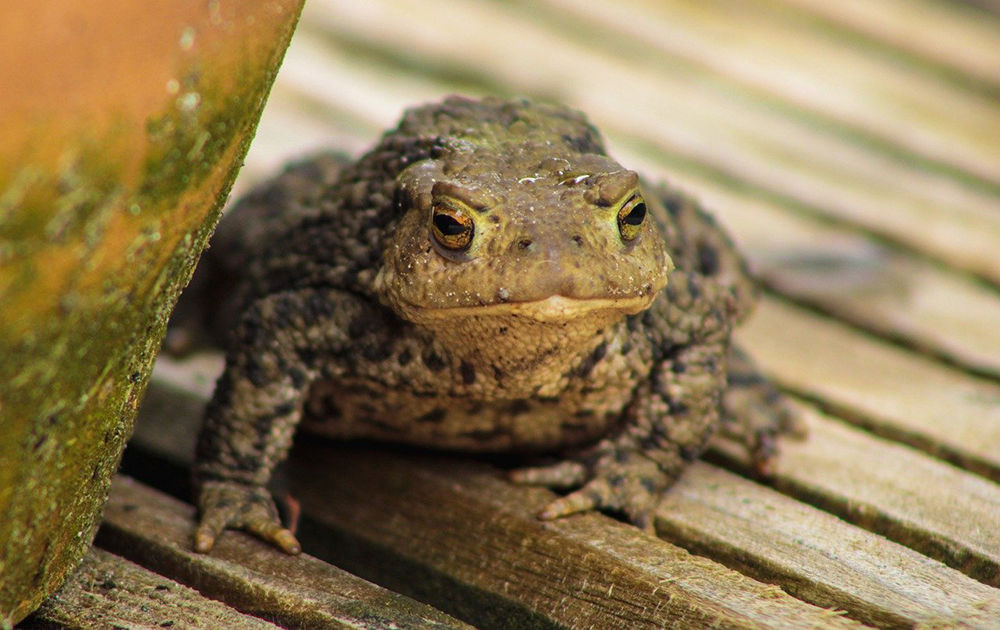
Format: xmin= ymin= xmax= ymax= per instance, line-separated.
xmin=409 ymin=293 xmax=659 ymax=322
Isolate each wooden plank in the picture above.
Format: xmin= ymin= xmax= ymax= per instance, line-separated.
xmin=655 ymin=462 xmax=1000 ymax=629
xmin=131 ymin=377 xmax=867 ymax=629
xmin=296 ymin=0 xmax=1000 ymax=286
xmin=23 ymin=548 xmax=280 ymax=630
xmin=710 ymin=401 xmax=1000 ymax=588
xmin=738 ymin=298 xmax=1000 ymax=482
xmin=774 ymin=0 xmax=1000 ymax=87
xmin=96 ymin=475 xmax=470 ymax=630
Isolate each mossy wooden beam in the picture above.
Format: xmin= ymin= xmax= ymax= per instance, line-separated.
xmin=0 ymin=1 xmax=304 ymax=624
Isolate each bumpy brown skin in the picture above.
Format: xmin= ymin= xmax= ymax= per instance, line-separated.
xmin=188 ymin=96 xmax=795 ymax=555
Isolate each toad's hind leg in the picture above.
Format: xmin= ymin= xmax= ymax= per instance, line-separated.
xmin=718 ymin=344 xmax=805 ymax=476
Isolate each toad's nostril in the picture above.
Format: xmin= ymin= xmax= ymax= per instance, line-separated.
xmin=517 ymin=238 xmax=533 ymax=251
xmin=571 ymin=235 xmax=584 ymax=247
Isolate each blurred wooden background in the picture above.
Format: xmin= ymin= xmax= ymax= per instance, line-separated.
xmin=30 ymin=1 xmax=1000 ymax=628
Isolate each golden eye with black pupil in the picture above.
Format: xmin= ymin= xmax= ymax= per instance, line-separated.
xmin=617 ymin=194 xmax=646 ymax=241
xmin=431 ymin=204 xmax=474 ymax=250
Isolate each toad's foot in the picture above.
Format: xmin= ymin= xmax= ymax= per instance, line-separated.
xmin=719 ymin=347 xmax=806 ymax=477
xmin=510 ymin=450 xmax=670 ymax=532
xmin=194 ymin=481 xmax=301 ymax=555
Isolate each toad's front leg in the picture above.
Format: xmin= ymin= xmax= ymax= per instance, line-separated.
xmin=512 ymin=338 xmax=728 ymax=531
xmin=192 ymin=287 xmax=369 ymax=554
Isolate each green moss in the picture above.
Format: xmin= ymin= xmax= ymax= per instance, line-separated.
xmin=0 ymin=11 xmax=302 ymax=624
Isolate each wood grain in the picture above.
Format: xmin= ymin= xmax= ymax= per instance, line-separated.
xmin=655 ymin=462 xmax=1000 ymax=629
xmin=710 ymin=403 xmax=1000 ymax=588
xmin=96 ymin=475 xmax=470 ymax=630
xmin=23 ymin=548 xmax=280 ymax=630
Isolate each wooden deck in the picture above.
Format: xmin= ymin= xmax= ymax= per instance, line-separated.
xmin=25 ymin=0 xmax=1000 ymax=627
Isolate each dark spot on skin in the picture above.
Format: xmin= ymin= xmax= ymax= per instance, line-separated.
xmin=297 ymin=347 xmax=320 ymax=367
xmin=492 ymin=366 xmax=506 ymax=381
xmin=614 ymin=450 xmax=630 ymax=464
xmin=398 ymin=349 xmax=412 ymax=366
xmin=561 ymin=128 xmax=604 ymax=154
xmin=288 ymin=367 xmax=308 ymax=389
xmin=672 ymin=403 xmax=690 ymax=416
xmin=626 ymin=314 xmax=642 ymax=333
xmin=363 ymin=342 xmax=393 ymax=362
xmin=620 ymin=340 xmax=633 ymax=355
xmin=423 ymin=351 xmax=447 ymax=372
xmin=697 ymin=243 xmax=720 ymax=276
xmin=608 ymin=475 xmax=625 ymax=489
xmin=507 ymin=399 xmax=531 ymax=415
xmin=671 ymin=361 xmax=687 ymax=374
xmin=688 ymin=276 xmax=701 ymax=300
xmin=680 ymin=445 xmax=701 ymax=461
xmin=573 ymin=409 xmax=596 ymax=418
xmin=468 ymin=403 xmax=484 ymax=415
xmin=246 ymin=358 xmax=270 ymax=388
xmin=155 ymin=585 xmax=169 ymax=591
xmin=348 ymin=318 xmax=368 ymax=338
xmin=640 ymin=478 xmax=660 ymax=493
xmin=576 ymin=342 xmax=607 ymax=377
xmin=490 ymin=215 xmax=501 ymax=224
xmin=498 ymin=326 xmax=508 ymax=336
xmin=129 ymin=372 xmax=141 ymax=384
xmin=460 ymin=361 xmax=476 ymax=385
xmin=33 ymin=436 xmax=46 ymax=451
xmin=417 ymin=408 xmax=447 ymax=423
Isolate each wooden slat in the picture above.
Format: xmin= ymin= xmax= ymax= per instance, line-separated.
xmin=131 ymin=377 xmax=867 ymax=629
xmin=710 ymin=402 xmax=1000 ymax=588
xmin=655 ymin=462 xmax=1000 ymax=629
xmin=775 ymin=0 xmax=1000 ymax=87
xmin=296 ymin=0 xmax=1000 ymax=286
xmin=95 ymin=475 xmax=469 ymax=630
xmin=738 ymin=298 xmax=1000 ymax=482
xmin=23 ymin=548 xmax=280 ymax=630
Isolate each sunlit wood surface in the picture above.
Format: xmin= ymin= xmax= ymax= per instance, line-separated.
xmin=29 ymin=1 xmax=1000 ymax=627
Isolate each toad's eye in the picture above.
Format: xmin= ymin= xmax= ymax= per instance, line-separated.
xmin=617 ymin=194 xmax=647 ymax=241
xmin=431 ymin=204 xmax=474 ymax=250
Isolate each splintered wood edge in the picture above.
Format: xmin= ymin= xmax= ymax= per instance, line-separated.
xmin=96 ymin=475 xmax=470 ymax=630
xmin=130 ymin=377 xmax=866 ymax=629
xmin=22 ymin=548 xmax=280 ymax=630
xmin=654 ymin=461 xmax=1000 ymax=629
